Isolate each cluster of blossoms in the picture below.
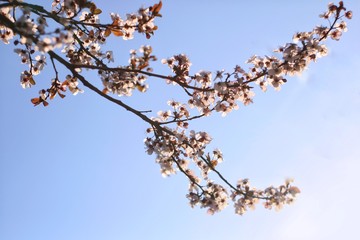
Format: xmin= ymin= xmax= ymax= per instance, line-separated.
xmin=161 ymin=54 xmax=192 ymax=83
xmin=100 ymin=45 xmax=156 ymax=96
xmin=230 ymin=178 xmax=300 ymax=215
xmin=0 ymin=0 xmax=162 ymax=103
xmin=146 ymin=98 xmax=301 ymax=214
xmin=0 ymin=0 xmax=351 ymax=215
xmin=0 ymin=3 xmax=14 ymax=44
xmin=144 ymin=124 xmax=230 ymax=214
xmin=187 ymin=182 xmax=228 ymax=215
xmin=144 ymin=116 xmax=301 ymax=214
xmin=52 ymin=0 xmax=161 ymax=41
xmin=144 ymin=1 xmax=351 ymax=214
xmin=144 ymin=127 xmax=212 ymax=177
xmin=160 ymin=2 xmax=352 ymax=120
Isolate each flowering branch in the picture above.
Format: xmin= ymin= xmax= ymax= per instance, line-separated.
xmin=0 ymin=0 xmax=352 ymax=215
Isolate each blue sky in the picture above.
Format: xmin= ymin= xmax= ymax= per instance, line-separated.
xmin=1 ymin=1 xmax=360 ymax=240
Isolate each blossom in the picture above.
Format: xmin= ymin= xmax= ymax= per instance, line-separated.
xmin=89 ymin=43 xmax=100 ymax=54
xmin=79 ymin=11 xmax=99 ymax=24
xmin=288 ymin=186 xmax=301 ymax=197
xmin=336 ymin=21 xmax=347 ymax=32
xmin=64 ymin=75 xmax=83 ymax=95
xmin=14 ymin=48 xmax=30 ymax=64
xmin=105 ymin=51 xmax=114 ymax=62
xmin=36 ymin=16 xmax=48 ymax=34
xmin=345 ymin=11 xmax=353 ymax=19
xmin=194 ymin=71 xmax=212 ymax=87
xmin=157 ymin=110 xmax=172 ymax=121
xmin=20 ymin=71 xmax=35 ymax=88
xmin=32 ymin=55 xmax=46 ymax=75
xmin=214 ymin=69 xmax=225 ymax=80
xmin=35 ymin=38 xmax=53 ymax=52
xmin=0 ymin=27 xmax=14 ymax=44
xmin=330 ymin=29 xmax=342 ymax=40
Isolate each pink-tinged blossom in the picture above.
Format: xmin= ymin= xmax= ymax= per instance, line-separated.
xmin=32 ymin=55 xmax=46 ymax=76
xmin=330 ymin=29 xmax=342 ymax=40
xmin=157 ymin=110 xmax=172 ymax=121
xmin=35 ymin=38 xmax=53 ymax=52
xmin=105 ymin=51 xmax=114 ymax=63
xmin=345 ymin=11 xmax=353 ymax=19
xmin=64 ymin=75 xmax=83 ymax=95
xmin=20 ymin=71 xmax=34 ymax=88
xmin=336 ymin=21 xmax=348 ymax=32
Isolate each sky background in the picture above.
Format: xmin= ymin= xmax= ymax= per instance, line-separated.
xmin=1 ymin=0 xmax=360 ymax=239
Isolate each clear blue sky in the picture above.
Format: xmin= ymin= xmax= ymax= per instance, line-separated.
xmin=1 ymin=1 xmax=360 ymax=240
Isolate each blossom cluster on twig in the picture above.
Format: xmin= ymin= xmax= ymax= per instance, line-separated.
xmin=0 ymin=0 xmax=352 ymax=215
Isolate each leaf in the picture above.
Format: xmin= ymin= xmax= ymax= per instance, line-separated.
xmin=61 ymin=80 xmax=69 ymax=87
xmin=50 ymin=92 xmax=56 ymax=100
xmin=42 ymin=100 xmax=49 ymax=107
xmin=88 ymin=29 xmax=94 ymax=37
xmin=31 ymin=97 xmax=41 ymax=106
xmin=136 ymin=84 xmax=147 ymax=92
xmin=87 ymin=2 xmax=102 ymax=15
xmin=58 ymin=92 xmax=66 ymax=98
xmin=111 ymin=28 xmax=123 ymax=37
xmin=289 ymin=186 xmax=301 ymax=195
xmin=102 ymin=88 xmax=109 ymax=94
xmin=92 ymin=8 xmax=102 ymax=15
xmin=29 ymin=76 xmax=36 ymax=85
xmin=138 ymin=62 xmax=149 ymax=70
xmin=104 ymin=28 xmax=112 ymax=37
xmin=85 ymin=2 xmax=97 ymax=12
xmin=151 ymin=1 xmax=162 ymax=15
xmin=211 ymin=160 xmax=218 ymax=167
